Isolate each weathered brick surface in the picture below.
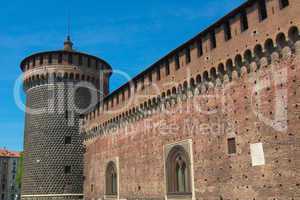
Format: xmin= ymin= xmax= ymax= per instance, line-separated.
xmin=84 ymin=53 xmax=300 ymax=200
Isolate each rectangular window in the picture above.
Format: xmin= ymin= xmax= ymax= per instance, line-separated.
xmin=65 ymin=110 xmax=68 ymax=119
xmin=78 ymin=55 xmax=83 ymax=65
xmin=197 ymin=39 xmax=203 ymax=57
xmin=128 ymin=86 xmax=131 ymax=98
xmin=175 ymin=54 xmax=180 ymax=70
xmin=116 ymin=94 xmax=119 ymax=104
xmin=279 ymin=0 xmax=289 ymax=9
xmin=258 ymin=0 xmax=268 ymax=21
xmin=210 ymin=30 xmax=217 ymax=49
xmin=64 ymin=166 xmax=71 ymax=174
xmin=68 ymin=54 xmax=73 ymax=64
xmin=134 ymin=81 xmax=138 ymax=92
xmin=240 ymin=10 xmax=249 ymax=32
xmin=185 ymin=47 xmax=191 ymax=64
xmin=48 ymin=54 xmax=52 ymax=64
xmin=87 ymin=58 xmax=91 ymax=67
xmin=122 ymin=91 xmax=125 ymax=101
xmin=65 ymin=136 xmax=72 ymax=144
xmin=165 ymin=60 xmax=170 ymax=75
xmin=228 ymin=138 xmax=237 ymax=154
xmin=224 ymin=21 xmax=232 ymax=41
xmin=156 ymin=67 xmax=161 ymax=80
xmin=148 ymin=73 xmax=152 ymax=84
xmin=141 ymin=77 xmax=145 ymax=90
xmin=58 ymin=54 xmax=63 ymax=64
xmin=32 ymin=57 xmax=36 ymax=66
xmin=39 ymin=56 xmax=43 ymax=65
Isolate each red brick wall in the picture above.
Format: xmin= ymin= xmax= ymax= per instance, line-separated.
xmin=84 ymin=50 xmax=300 ymax=199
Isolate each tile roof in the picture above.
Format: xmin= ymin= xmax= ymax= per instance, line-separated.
xmin=0 ymin=149 xmax=20 ymax=158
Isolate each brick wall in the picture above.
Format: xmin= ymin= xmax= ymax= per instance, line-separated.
xmin=84 ymin=47 xmax=300 ymax=199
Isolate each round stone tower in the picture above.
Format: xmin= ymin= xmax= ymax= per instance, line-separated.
xmin=20 ymin=37 xmax=112 ymax=200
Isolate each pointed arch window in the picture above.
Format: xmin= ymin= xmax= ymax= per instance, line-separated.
xmin=166 ymin=145 xmax=192 ymax=196
xmin=106 ymin=161 xmax=117 ymax=196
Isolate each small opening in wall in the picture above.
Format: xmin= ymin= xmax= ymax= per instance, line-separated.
xmin=210 ymin=30 xmax=217 ymax=49
xmin=227 ymin=138 xmax=237 ymax=154
xmin=224 ymin=21 xmax=232 ymax=41
xmin=65 ymin=136 xmax=72 ymax=144
xmin=258 ymin=0 xmax=268 ymax=21
xmin=64 ymin=166 xmax=71 ymax=174
xmin=240 ymin=10 xmax=248 ymax=32
xmin=91 ymin=184 xmax=94 ymax=192
xmin=279 ymin=0 xmax=289 ymax=9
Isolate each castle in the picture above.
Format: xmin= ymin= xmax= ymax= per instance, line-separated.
xmin=20 ymin=0 xmax=299 ymax=199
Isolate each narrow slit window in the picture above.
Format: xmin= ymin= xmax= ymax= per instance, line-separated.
xmin=228 ymin=138 xmax=237 ymax=154
xmin=175 ymin=54 xmax=180 ymax=70
xmin=134 ymin=81 xmax=138 ymax=92
xmin=65 ymin=110 xmax=69 ymax=119
xmin=116 ymin=95 xmax=119 ymax=104
xmin=165 ymin=60 xmax=170 ymax=75
xmin=258 ymin=0 xmax=268 ymax=21
xmin=224 ymin=21 xmax=232 ymax=41
xmin=240 ymin=10 xmax=249 ymax=32
xmin=128 ymin=87 xmax=131 ymax=98
xmin=48 ymin=54 xmax=52 ymax=64
xmin=87 ymin=58 xmax=91 ymax=67
xmin=141 ymin=77 xmax=145 ymax=90
xmin=78 ymin=55 xmax=83 ymax=65
xmin=197 ymin=39 xmax=203 ymax=57
xmin=122 ymin=91 xmax=125 ymax=101
xmin=210 ymin=30 xmax=217 ymax=49
xmin=148 ymin=73 xmax=152 ymax=85
xmin=279 ymin=0 xmax=289 ymax=9
xmin=32 ymin=57 xmax=36 ymax=67
xmin=68 ymin=54 xmax=73 ymax=64
xmin=156 ymin=67 xmax=161 ymax=80
xmin=58 ymin=54 xmax=63 ymax=64
xmin=185 ymin=47 xmax=191 ymax=64
xmin=39 ymin=55 xmax=43 ymax=65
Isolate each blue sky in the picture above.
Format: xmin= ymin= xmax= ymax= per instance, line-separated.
xmin=0 ymin=0 xmax=245 ymax=151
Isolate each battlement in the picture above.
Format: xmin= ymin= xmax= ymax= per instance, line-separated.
xmin=20 ymin=49 xmax=112 ymax=94
xmin=82 ymin=0 xmax=300 ymax=138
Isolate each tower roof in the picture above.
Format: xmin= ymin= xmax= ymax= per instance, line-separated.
xmin=64 ymin=35 xmax=73 ymax=51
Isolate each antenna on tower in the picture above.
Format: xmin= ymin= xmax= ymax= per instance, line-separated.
xmin=67 ymin=9 xmax=71 ymax=38
xmin=64 ymin=9 xmax=73 ymax=51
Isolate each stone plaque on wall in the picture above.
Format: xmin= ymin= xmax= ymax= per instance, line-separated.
xmin=250 ymin=143 xmax=265 ymax=166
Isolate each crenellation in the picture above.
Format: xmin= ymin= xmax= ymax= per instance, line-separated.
xmin=84 ymin=2 xmax=298 ymax=128
xmin=82 ymin=26 xmax=300 ymax=138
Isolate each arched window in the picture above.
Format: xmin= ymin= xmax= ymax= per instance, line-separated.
xmin=106 ymin=162 xmax=117 ymax=196
xmin=166 ymin=145 xmax=191 ymax=195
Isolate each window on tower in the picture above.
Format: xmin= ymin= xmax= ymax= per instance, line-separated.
xmin=64 ymin=166 xmax=71 ymax=174
xmin=64 ymin=136 xmax=72 ymax=144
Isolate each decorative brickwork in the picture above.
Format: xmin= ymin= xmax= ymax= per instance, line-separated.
xmin=20 ymin=39 xmax=112 ymax=200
